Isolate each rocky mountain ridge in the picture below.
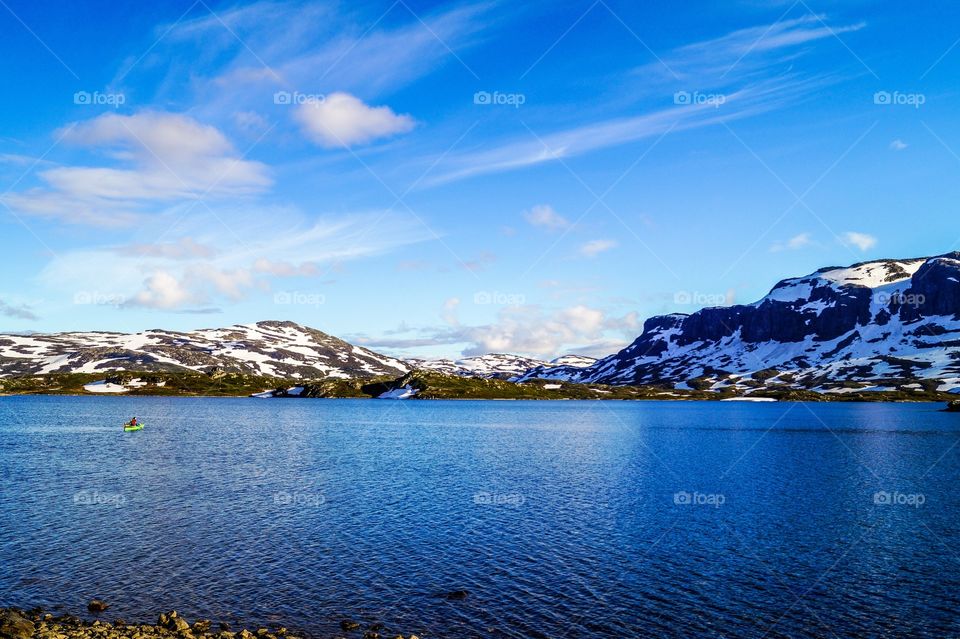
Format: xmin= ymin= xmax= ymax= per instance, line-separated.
xmin=517 ymin=253 xmax=960 ymax=395
xmin=0 ymin=320 xmax=408 ymax=380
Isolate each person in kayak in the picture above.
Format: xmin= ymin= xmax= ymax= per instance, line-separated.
xmin=128 ymin=417 xmax=138 ymax=428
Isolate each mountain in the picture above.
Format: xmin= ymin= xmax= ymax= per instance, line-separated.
xmin=517 ymin=355 xmax=598 ymax=380
xmin=0 ymin=320 xmax=409 ymax=379
xmin=0 ymin=318 xmax=594 ymax=384
xmin=517 ymin=254 xmax=960 ymax=395
xmin=407 ymin=353 xmax=596 ymax=380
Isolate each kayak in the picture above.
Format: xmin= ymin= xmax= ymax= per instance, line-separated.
xmin=123 ymin=423 xmax=144 ymax=432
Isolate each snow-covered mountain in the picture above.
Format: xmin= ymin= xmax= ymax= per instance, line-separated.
xmin=407 ymin=353 xmax=595 ymax=379
xmin=0 ymin=320 xmax=409 ymax=379
xmin=517 ymin=254 xmax=960 ymax=394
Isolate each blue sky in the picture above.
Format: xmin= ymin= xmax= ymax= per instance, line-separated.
xmin=1 ymin=0 xmax=959 ymax=359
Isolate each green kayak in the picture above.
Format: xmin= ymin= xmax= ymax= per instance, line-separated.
xmin=123 ymin=423 xmax=144 ymax=432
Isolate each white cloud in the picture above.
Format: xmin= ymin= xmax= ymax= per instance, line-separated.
xmin=455 ymin=305 xmax=639 ymax=358
xmin=362 ymin=304 xmax=640 ymax=359
xmin=131 ymin=271 xmax=195 ymax=309
xmin=889 ymin=139 xmax=908 ymax=151
xmin=579 ymin=239 xmax=617 ymax=258
xmin=770 ymin=232 xmax=812 ymax=252
xmin=524 ymin=204 xmax=569 ymax=231
xmin=841 ymin=231 xmax=877 ymax=252
xmin=2 ymin=111 xmax=271 ymax=226
xmin=442 ymin=297 xmax=460 ymax=326
xmin=295 ymin=93 xmax=415 ymax=148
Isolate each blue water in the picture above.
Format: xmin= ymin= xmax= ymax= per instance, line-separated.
xmin=1 ymin=397 xmax=959 ymax=638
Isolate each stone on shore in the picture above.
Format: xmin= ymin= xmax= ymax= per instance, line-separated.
xmin=0 ymin=609 xmax=36 ymax=639
xmin=191 ymin=620 xmax=212 ymax=634
xmin=0 ymin=607 xmax=315 ymax=639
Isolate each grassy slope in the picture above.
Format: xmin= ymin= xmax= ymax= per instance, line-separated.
xmin=0 ymin=371 xmax=285 ymax=397
xmin=0 ymin=369 xmax=956 ymax=402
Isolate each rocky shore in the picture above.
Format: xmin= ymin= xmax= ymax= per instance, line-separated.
xmin=0 ymin=607 xmax=418 ymax=639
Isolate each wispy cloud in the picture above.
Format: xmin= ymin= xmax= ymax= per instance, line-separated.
xmin=578 ymin=239 xmax=617 ymax=258
xmin=426 ymin=14 xmax=860 ymax=186
xmin=38 ymin=208 xmax=435 ymax=310
xmin=127 ymin=1 xmax=493 ymax=123
xmin=0 ymin=299 xmax=39 ymax=321
xmin=524 ymin=204 xmax=569 ymax=231
xmin=2 ymin=111 xmax=270 ymax=226
xmin=770 ymin=232 xmax=812 ymax=252
xmin=841 ymin=231 xmax=877 ymax=252
xmin=643 ymin=14 xmax=866 ymax=82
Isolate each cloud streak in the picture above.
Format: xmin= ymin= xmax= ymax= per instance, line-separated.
xmin=425 ymin=15 xmax=861 ymax=186
xmin=2 ymin=111 xmax=271 ymax=226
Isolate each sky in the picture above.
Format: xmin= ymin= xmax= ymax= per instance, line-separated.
xmin=1 ymin=0 xmax=959 ymax=360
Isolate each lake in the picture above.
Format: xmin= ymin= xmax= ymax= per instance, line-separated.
xmin=1 ymin=397 xmax=959 ymax=638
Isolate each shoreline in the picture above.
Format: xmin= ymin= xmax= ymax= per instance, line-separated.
xmin=0 ymin=609 xmax=300 ymax=639
xmin=0 ymin=607 xmax=417 ymax=639
xmin=0 ymin=392 xmax=957 ymax=404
